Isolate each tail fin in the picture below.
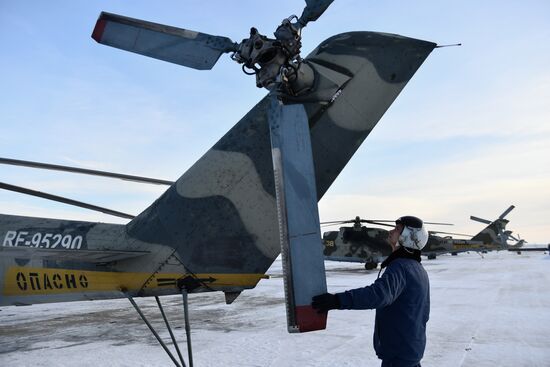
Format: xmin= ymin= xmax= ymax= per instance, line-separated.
xmin=470 ymin=205 xmax=515 ymax=247
xmin=125 ymin=32 xmax=436 ymax=330
xmin=470 ymin=218 xmax=509 ymax=246
xmin=126 ymin=31 xmax=435 ymax=270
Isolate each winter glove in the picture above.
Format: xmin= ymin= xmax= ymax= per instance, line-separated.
xmin=311 ymin=293 xmax=340 ymax=313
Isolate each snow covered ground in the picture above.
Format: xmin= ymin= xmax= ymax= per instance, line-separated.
xmin=1 ymin=251 xmax=549 ymax=366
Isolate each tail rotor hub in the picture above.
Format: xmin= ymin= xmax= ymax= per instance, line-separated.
xmin=231 ymin=17 xmax=305 ymax=92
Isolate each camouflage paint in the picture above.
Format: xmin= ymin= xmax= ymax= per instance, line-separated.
xmin=127 ymin=31 xmax=435 ymax=277
xmin=323 ymin=226 xmax=392 ymax=265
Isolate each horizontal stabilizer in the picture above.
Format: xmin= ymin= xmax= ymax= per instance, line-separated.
xmin=92 ymin=12 xmax=238 ymax=70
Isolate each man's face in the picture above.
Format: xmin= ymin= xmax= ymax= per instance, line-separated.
xmin=387 ymin=223 xmax=404 ymax=251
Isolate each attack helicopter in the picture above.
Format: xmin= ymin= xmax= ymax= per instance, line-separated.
xmin=322 ymin=205 xmax=525 ymax=269
xmin=423 ymin=205 xmax=524 ymax=259
xmin=321 ymin=216 xmax=452 ymax=269
xmin=426 ymin=205 xmax=550 ymax=257
xmin=1 ymin=1 xmax=441 ymax=366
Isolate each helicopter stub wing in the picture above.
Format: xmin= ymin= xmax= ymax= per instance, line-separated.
xmin=509 ymin=244 xmax=549 ymax=252
xmin=92 ymin=12 xmax=237 ymax=70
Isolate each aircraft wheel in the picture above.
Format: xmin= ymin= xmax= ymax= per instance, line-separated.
xmin=365 ymin=262 xmax=378 ymax=270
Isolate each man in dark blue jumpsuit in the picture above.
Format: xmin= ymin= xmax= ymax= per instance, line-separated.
xmin=312 ymin=216 xmax=430 ymax=367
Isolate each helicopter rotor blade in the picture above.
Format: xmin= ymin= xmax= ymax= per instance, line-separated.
xmin=364 ymin=219 xmax=453 ymax=226
xmin=92 ymin=12 xmax=238 ymax=70
xmin=319 ymin=220 xmax=349 ymax=225
xmin=0 ymin=182 xmax=135 ymax=220
xmin=321 ymin=217 xmax=452 ymax=229
xmin=320 ymin=218 xmax=364 ymax=228
xmin=428 ymin=230 xmax=473 ymax=237
xmin=361 ymin=219 xmax=394 ymax=223
xmin=499 ymin=205 xmax=515 ymax=219
xmin=0 ymin=157 xmax=174 ymax=186
xmin=320 ymin=222 xmax=347 ymax=228
xmin=470 ymin=215 xmax=492 ymax=225
xmin=297 ymin=0 xmax=335 ymax=27
xmin=360 ymin=220 xmax=395 ymax=228
xmin=320 ymin=223 xmax=341 ymax=228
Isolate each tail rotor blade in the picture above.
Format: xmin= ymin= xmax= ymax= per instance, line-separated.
xmin=499 ymin=205 xmax=515 ymax=219
xmin=298 ymin=0 xmax=335 ymax=27
xmin=268 ymin=95 xmax=327 ymax=333
xmin=506 ymin=231 xmax=520 ymax=241
xmin=470 ymin=215 xmax=492 ymax=225
xmin=92 ymin=12 xmax=238 ymax=70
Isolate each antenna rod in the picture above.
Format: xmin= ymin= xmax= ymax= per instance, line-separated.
xmin=435 ymin=43 xmax=462 ymax=48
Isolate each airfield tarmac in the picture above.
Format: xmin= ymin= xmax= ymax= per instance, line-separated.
xmin=1 ymin=251 xmax=549 ymax=367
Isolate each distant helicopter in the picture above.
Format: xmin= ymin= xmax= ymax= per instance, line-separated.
xmin=321 ymin=205 xmax=526 ymax=269
xmin=423 ymin=205 xmax=524 ymax=259
xmin=321 ymin=216 xmax=452 ymax=269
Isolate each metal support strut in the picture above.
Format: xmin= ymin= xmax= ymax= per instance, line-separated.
xmin=127 ymin=294 xmax=194 ymax=367
xmin=156 ymin=296 xmax=186 ymax=367
xmin=182 ymin=289 xmax=194 ymax=367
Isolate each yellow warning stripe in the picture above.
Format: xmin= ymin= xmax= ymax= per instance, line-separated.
xmin=3 ymin=267 xmax=268 ymax=296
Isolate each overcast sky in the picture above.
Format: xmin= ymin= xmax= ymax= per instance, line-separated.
xmin=1 ymin=1 xmax=549 ymax=243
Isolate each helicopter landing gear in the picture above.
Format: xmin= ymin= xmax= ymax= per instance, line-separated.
xmin=126 ymin=293 xmax=192 ymax=367
xmin=364 ymin=261 xmax=378 ymax=270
